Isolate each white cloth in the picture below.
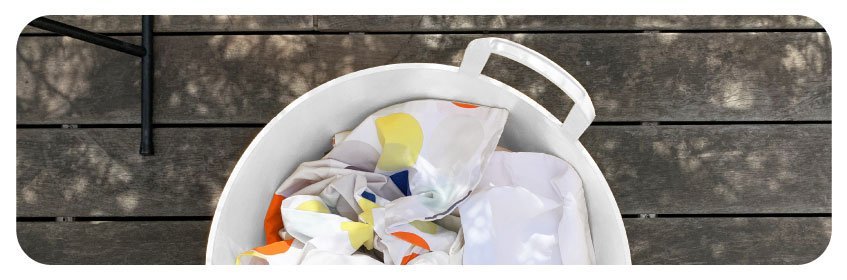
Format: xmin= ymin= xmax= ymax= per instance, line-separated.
xmin=406 ymin=251 xmax=450 ymax=265
xmin=300 ymin=251 xmax=384 ymax=265
xmin=281 ymin=195 xmax=374 ymax=255
xmin=251 ymin=99 xmax=507 ymax=265
xmin=338 ymin=99 xmax=508 ymax=227
xmin=459 ymin=152 xmax=595 ymax=264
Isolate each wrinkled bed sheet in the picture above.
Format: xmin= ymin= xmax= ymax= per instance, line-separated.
xmin=237 ymin=99 xmax=594 ymax=265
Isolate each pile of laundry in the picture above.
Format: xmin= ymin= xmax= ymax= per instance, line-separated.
xmin=237 ymin=99 xmax=595 ymax=265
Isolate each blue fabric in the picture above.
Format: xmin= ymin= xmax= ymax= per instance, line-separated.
xmin=390 ymin=170 xmax=411 ymax=196
xmin=362 ymin=191 xmax=377 ymax=203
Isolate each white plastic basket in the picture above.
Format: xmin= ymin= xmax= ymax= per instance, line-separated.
xmin=206 ymin=38 xmax=632 ymax=265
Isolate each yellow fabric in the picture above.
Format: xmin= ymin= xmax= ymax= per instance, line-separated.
xmin=296 ymin=200 xmax=330 ymax=214
xmin=375 ymin=113 xmax=423 ymax=171
xmin=357 ymin=198 xmax=379 ymax=225
xmin=340 ymin=221 xmax=375 ymax=250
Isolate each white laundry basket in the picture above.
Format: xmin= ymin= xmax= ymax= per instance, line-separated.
xmin=206 ymin=38 xmax=631 ymax=265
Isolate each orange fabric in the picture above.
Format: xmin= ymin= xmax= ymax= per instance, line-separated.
xmin=391 ymin=231 xmax=431 ymax=250
xmin=452 ymin=101 xmax=478 ymax=108
xmin=264 ymin=194 xmax=286 ymax=244
xmin=253 ymin=239 xmax=295 ymax=255
xmin=400 ymin=253 xmax=420 ymax=265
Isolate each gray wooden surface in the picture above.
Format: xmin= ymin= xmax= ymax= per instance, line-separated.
xmin=17 ymin=125 xmax=830 ymax=217
xmin=20 ymin=15 xmax=822 ymax=34
xmin=16 ymin=15 xmax=830 ymax=265
xmin=17 ymin=217 xmax=830 ymax=265
xmin=18 ymin=33 xmax=831 ymax=124
xmin=18 ymin=221 xmax=211 ymax=265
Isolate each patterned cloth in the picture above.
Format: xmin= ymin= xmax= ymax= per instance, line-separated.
xmin=241 ymin=99 xmax=508 ymax=265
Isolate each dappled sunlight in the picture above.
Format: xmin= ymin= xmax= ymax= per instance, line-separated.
xmin=17 ymin=37 xmax=95 ymax=118
xmin=156 ymin=35 xmax=318 ymax=123
xmin=656 ymin=33 xmax=679 ymax=45
xmin=21 ymin=16 xmax=140 ymax=34
xmin=697 ymin=32 xmax=830 ymax=117
xmin=629 ymin=15 xmax=819 ymax=30
xmin=477 ymin=31 xmax=831 ymax=122
xmin=711 ymin=79 xmax=754 ymax=110
xmin=156 ymin=15 xmax=313 ymax=32
xmin=116 ymin=191 xmax=140 ymax=213
xmin=585 ymin=125 xmax=830 ymax=214
xmin=317 ymin=15 xmax=821 ymax=32
xmin=782 ymin=35 xmax=827 ymax=74
xmin=21 ymin=187 xmax=37 ymax=204
xmin=626 ymin=217 xmax=830 ymax=264
xmin=17 ymin=27 xmax=830 ymax=124
xmin=16 ymin=35 xmax=139 ymax=124
xmin=16 ymin=128 xmax=260 ymax=217
xmin=16 ymin=18 xmax=831 ymax=218
xmin=15 ymin=15 xmax=831 ymax=265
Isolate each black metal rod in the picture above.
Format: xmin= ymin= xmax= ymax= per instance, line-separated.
xmin=27 ymin=17 xmax=146 ymax=57
xmin=139 ymin=15 xmax=154 ymax=155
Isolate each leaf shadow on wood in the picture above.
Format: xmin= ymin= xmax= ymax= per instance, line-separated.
xmin=15 ymin=16 xmax=832 ymax=265
xmin=16 ymin=128 xmax=260 ymax=217
xmin=315 ymin=15 xmax=822 ymax=32
xmin=16 ymin=23 xmax=831 ymax=217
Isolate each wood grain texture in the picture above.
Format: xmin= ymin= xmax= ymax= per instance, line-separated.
xmin=20 ymin=15 xmax=141 ymax=34
xmin=625 ymin=217 xmax=831 ymax=264
xmin=16 ymin=217 xmax=830 ymax=264
xmin=16 ymin=32 xmax=831 ymax=124
xmin=17 ymin=128 xmax=260 ymax=217
xmin=17 ymin=125 xmax=830 ymax=217
xmin=21 ymin=16 xmax=822 ymax=35
xmin=16 ymin=15 xmax=832 ymax=267
xmin=154 ymin=15 xmax=314 ymax=32
xmin=316 ymin=15 xmax=823 ymax=32
xmin=21 ymin=16 xmax=315 ymax=34
xmin=17 ymin=221 xmax=210 ymax=265
xmin=16 ymin=36 xmax=140 ymax=124
xmin=585 ymin=124 xmax=831 ymax=214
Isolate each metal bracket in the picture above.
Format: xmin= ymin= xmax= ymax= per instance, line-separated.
xmin=27 ymin=16 xmax=155 ymax=155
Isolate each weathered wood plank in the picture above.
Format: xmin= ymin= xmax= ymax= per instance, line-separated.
xmin=17 ymin=221 xmax=209 ymax=265
xmin=17 ymin=32 xmax=830 ymax=124
xmin=17 ymin=125 xmax=830 ymax=217
xmin=154 ymin=15 xmax=314 ymax=32
xmin=17 ymin=128 xmax=260 ymax=217
xmin=625 ymin=217 xmax=831 ymax=264
xmin=21 ymin=16 xmax=315 ymax=34
xmin=17 ymin=217 xmax=830 ymax=264
xmin=21 ymin=15 xmax=140 ymax=34
xmin=22 ymin=16 xmax=822 ymax=35
xmin=316 ymin=15 xmax=823 ymax=32
xmin=16 ymin=36 xmax=140 ymax=124
xmin=586 ymin=124 xmax=831 ymax=214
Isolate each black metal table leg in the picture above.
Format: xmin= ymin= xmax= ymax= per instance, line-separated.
xmin=27 ymin=16 xmax=155 ymax=156
xmin=140 ymin=15 xmax=154 ymax=155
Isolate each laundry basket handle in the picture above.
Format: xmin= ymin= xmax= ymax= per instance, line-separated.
xmin=459 ymin=38 xmax=595 ymax=139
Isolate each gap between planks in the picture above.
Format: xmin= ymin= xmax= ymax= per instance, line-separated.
xmin=18 ymin=28 xmax=828 ymax=38
xmin=17 ymin=213 xmax=833 ymax=223
xmin=15 ymin=120 xmax=834 ymax=129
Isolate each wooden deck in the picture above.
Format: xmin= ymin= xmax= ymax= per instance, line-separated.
xmin=16 ymin=15 xmax=831 ymax=265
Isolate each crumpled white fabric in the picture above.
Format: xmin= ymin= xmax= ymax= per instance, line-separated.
xmin=300 ymin=250 xmax=385 ymax=265
xmin=281 ymin=195 xmax=374 ymax=255
xmin=459 ymin=152 xmax=595 ymax=265
xmin=246 ymin=99 xmax=507 ymax=265
xmin=339 ymin=99 xmax=508 ymax=227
